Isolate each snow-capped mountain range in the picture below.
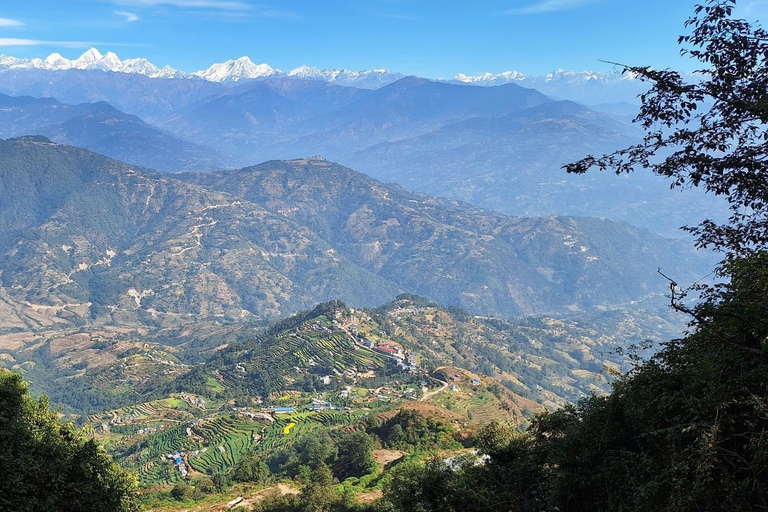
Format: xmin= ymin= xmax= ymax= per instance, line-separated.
xmin=453 ymin=69 xmax=641 ymax=86
xmin=0 ymin=48 xmax=405 ymax=88
xmin=0 ymin=48 xmax=185 ymax=79
xmin=0 ymin=48 xmax=641 ymax=92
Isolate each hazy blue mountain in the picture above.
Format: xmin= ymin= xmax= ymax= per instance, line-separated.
xmin=163 ymin=77 xmax=370 ymax=138
xmin=338 ymin=100 xmax=726 ymax=236
xmin=451 ymin=69 xmax=652 ymax=104
xmin=0 ymin=93 xmax=235 ymax=171
xmin=165 ymin=79 xmax=719 ymax=236
xmin=0 ymin=68 xmax=224 ymax=123
xmin=589 ymin=101 xmax=641 ymax=118
xmin=162 ymin=77 xmax=552 ymax=161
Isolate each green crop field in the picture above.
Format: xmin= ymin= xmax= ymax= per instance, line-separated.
xmin=187 ymin=415 xmax=268 ymax=474
xmin=216 ymin=327 xmax=391 ymax=396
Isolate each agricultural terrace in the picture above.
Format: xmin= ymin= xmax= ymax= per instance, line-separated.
xmin=217 ymin=326 xmax=391 ymax=395
xmin=112 ymin=406 xmax=367 ymax=486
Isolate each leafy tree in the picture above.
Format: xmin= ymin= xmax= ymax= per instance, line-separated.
xmin=383 ymin=458 xmax=459 ymax=512
xmin=233 ymin=454 xmax=271 ymax=483
xmin=193 ymin=477 xmax=217 ymax=496
xmin=0 ymin=371 xmax=139 ymax=512
xmin=299 ymin=463 xmax=343 ymax=512
xmin=566 ymin=0 xmax=768 ymax=258
xmin=211 ymin=470 xmax=231 ymax=492
xmin=266 ymin=428 xmax=338 ymax=477
xmin=372 ymin=410 xmax=458 ymax=451
xmin=253 ymin=463 xmax=346 ymax=512
xmin=335 ymin=431 xmax=376 ymax=480
xmin=170 ymin=482 xmax=193 ymax=502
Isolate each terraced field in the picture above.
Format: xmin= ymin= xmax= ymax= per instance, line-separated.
xmin=217 ymin=328 xmax=390 ymax=395
xmin=114 ymin=412 xmax=276 ymax=485
xmin=89 ymin=395 xmax=198 ymax=428
xmin=125 ymin=424 xmax=189 ymax=484
xmin=188 ymin=415 xmax=268 ymax=474
xmin=252 ymin=414 xmax=320 ymax=455
xmin=309 ymin=410 xmax=359 ymax=426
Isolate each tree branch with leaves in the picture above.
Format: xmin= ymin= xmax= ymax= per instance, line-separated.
xmin=566 ymin=0 xmax=768 ymax=258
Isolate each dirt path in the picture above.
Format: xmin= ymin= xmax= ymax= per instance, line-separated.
xmin=420 ymin=378 xmax=448 ymax=401
xmin=373 ymin=449 xmax=405 ymax=467
xmin=150 ymin=482 xmax=299 ymax=512
xmin=235 ymin=483 xmax=299 ymax=510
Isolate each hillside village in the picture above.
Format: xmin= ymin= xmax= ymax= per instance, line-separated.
xmin=85 ymin=303 xmax=524 ymax=487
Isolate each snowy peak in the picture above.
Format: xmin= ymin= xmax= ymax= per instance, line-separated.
xmin=43 ymin=53 xmax=70 ymax=70
xmin=286 ymin=65 xmax=403 ymax=88
xmin=72 ymin=48 xmax=104 ymax=68
xmin=288 ymin=65 xmax=338 ymax=80
xmin=0 ymin=48 xmax=400 ymax=88
xmin=0 ymin=48 xmax=188 ymax=78
xmin=90 ymin=51 xmax=122 ymax=72
xmin=120 ymin=57 xmax=160 ymax=76
xmin=453 ymin=69 xmax=638 ymax=87
xmin=455 ymin=71 xmax=526 ymax=85
xmin=193 ymin=56 xmax=282 ymax=82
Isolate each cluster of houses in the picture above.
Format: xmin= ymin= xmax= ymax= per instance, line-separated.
xmin=308 ymin=398 xmax=343 ymax=412
xmin=269 ymin=406 xmax=296 ymax=414
xmin=165 ymin=452 xmax=188 ymax=477
xmin=135 ymin=424 xmax=170 ymax=435
xmin=310 ymin=322 xmax=333 ymax=334
xmin=178 ymin=392 xmax=206 ymax=410
xmin=388 ymin=305 xmax=429 ymax=320
xmin=354 ymin=332 xmax=420 ymax=372
xmin=446 ymin=372 xmax=482 ymax=393
xmin=369 ymin=341 xmax=419 ymax=372
xmin=236 ymin=410 xmax=276 ymax=423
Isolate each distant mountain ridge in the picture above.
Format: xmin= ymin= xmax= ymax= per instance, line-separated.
xmin=0 ymin=48 xmax=646 ymax=99
xmin=0 ymin=93 xmax=235 ymax=171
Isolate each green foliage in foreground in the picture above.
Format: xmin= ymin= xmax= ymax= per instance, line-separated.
xmin=0 ymin=371 xmax=139 ymax=512
xmin=252 ymin=463 xmax=372 ymax=512
xmin=381 ymin=254 xmax=768 ymax=512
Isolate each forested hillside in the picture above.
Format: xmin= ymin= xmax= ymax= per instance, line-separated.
xmin=0 ymin=138 xmax=709 ymax=332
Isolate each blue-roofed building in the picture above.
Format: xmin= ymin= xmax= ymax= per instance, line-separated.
xmin=273 ymin=407 xmax=295 ymax=414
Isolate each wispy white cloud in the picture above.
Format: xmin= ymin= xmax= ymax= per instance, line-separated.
xmin=0 ymin=17 xmax=24 ymax=27
xmin=0 ymin=38 xmax=97 ymax=48
xmin=0 ymin=38 xmax=148 ymax=48
xmin=114 ymin=10 xmax=141 ymax=22
xmin=113 ymin=0 xmax=252 ymax=10
xmin=505 ymin=0 xmax=598 ymax=15
xmin=111 ymin=0 xmax=296 ymax=19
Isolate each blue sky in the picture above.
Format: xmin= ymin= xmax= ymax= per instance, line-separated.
xmin=1 ymin=1 xmax=767 ymax=77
